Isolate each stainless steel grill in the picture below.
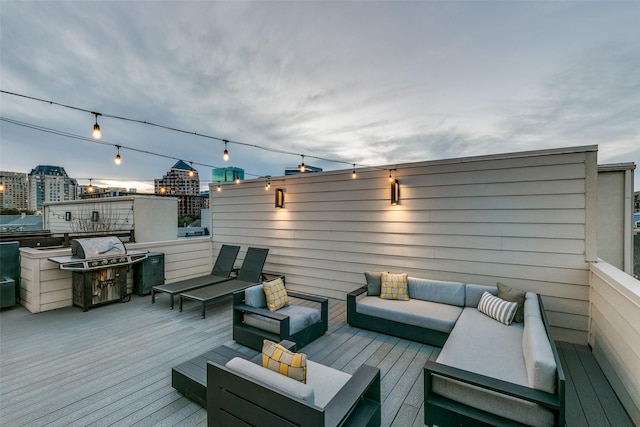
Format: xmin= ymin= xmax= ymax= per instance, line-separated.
xmin=49 ymin=237 xmax=148 ymax=311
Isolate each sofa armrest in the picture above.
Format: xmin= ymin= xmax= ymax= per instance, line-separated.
xmin=234 ymin=303 xmax=289 ymax=321
xmin=347 ymin=286 xmax=368 ymax=298
xmin=424 ymin=360 xmax=561 ymax=411
xmin=287 ymin=290 xmax=327 ymax=304
xmin=324 ymin=364 xmax=381 ymax=427
xmin=234 ymin=303 xmax=291 ymax=338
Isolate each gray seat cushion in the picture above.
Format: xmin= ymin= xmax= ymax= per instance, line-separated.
xmin=437 ymin=307 xmax=527 ymax=387
xmin=243 ymin=304 xmax=321 ymax=335
xmin=356 ymin=296 xmax=463 ymax=333
xmin=433 ymin=307 xmax=557 ymax=426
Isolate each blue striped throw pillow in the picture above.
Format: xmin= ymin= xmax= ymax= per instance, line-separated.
xmin=478 ymin=291 xmax=518 ymax=325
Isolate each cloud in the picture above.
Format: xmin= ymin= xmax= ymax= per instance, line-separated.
xmin=1 ymin=1 xmax=639 ymax=190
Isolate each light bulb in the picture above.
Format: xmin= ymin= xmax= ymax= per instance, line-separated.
xmin=352 ymin=164 xmax=356 ymax=179
xmin=92 ymin=123 xmax=101 ymax=139
xmin=223 ymin=140 xmax=229 ymax=161
xmin=115 ymin=154 xmax=121 ymax=165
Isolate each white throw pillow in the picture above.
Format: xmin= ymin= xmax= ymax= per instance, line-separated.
xmin=477 ymin=291 xmax=518 ymax=325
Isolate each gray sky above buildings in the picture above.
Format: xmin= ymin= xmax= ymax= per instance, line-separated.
xmin=1 ymin=1 xmax=639 ymax=191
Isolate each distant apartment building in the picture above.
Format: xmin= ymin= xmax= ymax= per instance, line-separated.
xmin=154 ymin=160 xmax=207 ymax=216
xmin=212 ymin=166 xmax=244 ymax=183
xmin=27 ymin=165 xmax=78 ymax=213
xmin=0 ymin=171 xmax=28 ymax=211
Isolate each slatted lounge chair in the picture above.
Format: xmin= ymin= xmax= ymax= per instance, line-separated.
xmin=178 ymin=247 xmax=270 ymax=318
xmin=151 ymin=244 xmax=240 ymax=308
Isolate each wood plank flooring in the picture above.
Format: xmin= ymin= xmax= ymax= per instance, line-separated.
xmin=0 ymin=293 xmax=633 ymax=427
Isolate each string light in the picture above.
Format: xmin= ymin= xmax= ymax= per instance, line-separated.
xmin=1 ymin=91 xmax=402 ymax=182
xmin=388 ymin=169 xmax=394 ymax=183
xmin=188 ymin=162 xmax=194 ymax=177
xmin=223 ymin=140 xmax=229 ymax=161
xmin=114 ymin=145 xmax=121 ymax=165
xmin=88 ymin=178 xmax=94 ymax=192
xmin=352 ymin=164 xmax=357 ymax=179
xmin=217 ymin=181 xmax=221 ymax=192
xmin=92 ymin=113 xmax=101 ymax=139
xmin=0 ymin=182 xmax=4 ymax=192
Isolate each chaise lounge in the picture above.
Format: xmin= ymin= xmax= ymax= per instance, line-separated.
xmin=151 ymin=244 xmax=241 ymax=308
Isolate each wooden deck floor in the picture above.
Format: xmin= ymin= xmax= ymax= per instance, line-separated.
xmin=0 ymin=294 xmax=633 ymax=427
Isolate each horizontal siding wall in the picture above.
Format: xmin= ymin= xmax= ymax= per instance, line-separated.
xmin=589 ymin=260 xmax=640 ymax=425
xmin=211 ymin=146 xmax=598 ymax=343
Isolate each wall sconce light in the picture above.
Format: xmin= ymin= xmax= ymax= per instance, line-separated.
xmin=65 ymin=211 xmax=72 ymax=221
xmin=391 ymin=179 xmax=400 ymax=205
xmin=91 ymin=211 xmax=100 ymax=222
xmin=275 ymin=188 xmax=285 ymax=208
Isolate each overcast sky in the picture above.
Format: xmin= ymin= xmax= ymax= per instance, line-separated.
xmin=1 ymin=1 xmax=639 ymax=192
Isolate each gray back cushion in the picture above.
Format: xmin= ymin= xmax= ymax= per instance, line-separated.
xmin=407 ymin=277 xmax=465 ymax=306
xmin=524 ymin=292 xmax=541 ymax=319
xmin=364 ymin=271 xmax=384 ymax=296
xmin=245 ymin=284 xmax=267 ymax=308
xmin=465 ymin=284 xmax=497 ymax=307
xmin=225 ymin=357 xmax=315 ymax=403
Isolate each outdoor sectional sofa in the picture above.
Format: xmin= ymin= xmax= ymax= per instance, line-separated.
xmin=347 ymin=275 xmax=565 ymax=426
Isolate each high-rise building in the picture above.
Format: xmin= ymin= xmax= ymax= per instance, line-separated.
xmin=155 ymin=160 xmax=200 ymax=196
xmin=0 ymin=171 xmax=28 ymax=211
xmin=155 ymin=161 xmax=207 ymax=216
xmin=212 ymin=167 xmax=244 ymax=183
xmin=28 ymin=165 xmax=78 ymax=213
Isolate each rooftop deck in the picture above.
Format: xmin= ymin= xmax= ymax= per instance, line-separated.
xmin=0 ymin=293 xmax=633 ymax=427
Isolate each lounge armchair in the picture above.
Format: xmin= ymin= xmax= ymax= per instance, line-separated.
xmin=151 ymin=244 xmax=240 ymax=308
xmin=207 ymin=354 xmax=381 ymax=426
xmin=232 ymin=279 xmax=328 ymax=351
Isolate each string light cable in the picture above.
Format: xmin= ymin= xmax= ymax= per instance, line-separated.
xmin=1 ymin=89 xmax=393 ymax=175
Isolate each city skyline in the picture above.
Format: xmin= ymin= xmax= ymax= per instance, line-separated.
xmin=1 ymin=2 xmax=639 ymax=190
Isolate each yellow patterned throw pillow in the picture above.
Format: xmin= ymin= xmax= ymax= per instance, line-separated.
xmin=380 ymin=272 xmax=409 ymax=300
xmin=263 ymin=277 xmax=288 ymax=311
xmin=262 ymin=340 xmax=307 ymax=383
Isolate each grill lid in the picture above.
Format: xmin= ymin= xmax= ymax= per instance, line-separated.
xmin=71 ymin=237 xmax=126 ymax=259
